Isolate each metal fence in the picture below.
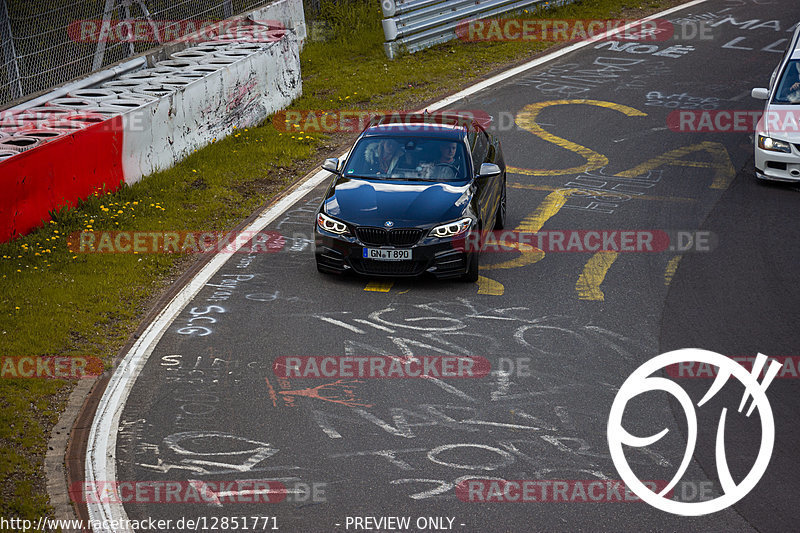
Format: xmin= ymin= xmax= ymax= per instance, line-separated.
xmin=381 ymin=0 xmax=571 ymax=58
xmin=0 ymin=0 xmax=274 ymax=108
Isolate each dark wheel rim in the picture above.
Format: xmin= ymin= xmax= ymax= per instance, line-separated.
xmin=499 ymin=183 xmax=506 ymax=223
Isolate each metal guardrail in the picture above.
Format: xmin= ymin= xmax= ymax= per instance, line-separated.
xmin=381 ymin=0 xmax=571 ymax=58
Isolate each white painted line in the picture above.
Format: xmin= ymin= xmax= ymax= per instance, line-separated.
xmin=85 ymin=171 xmax=332 ymax=531
xmin=354 ymin=318 xmax=396 ymax=333
xmin=85 ymin=0 xmax=710 ymax=529
xmin=314 ymin=314 xmax=367 ymax=334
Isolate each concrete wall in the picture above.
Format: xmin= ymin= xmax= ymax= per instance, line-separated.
xmin=121 ymin=31 xmax=301 ymax=184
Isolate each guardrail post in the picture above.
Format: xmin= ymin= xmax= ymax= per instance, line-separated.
xmin=382 ymin=18 xmax=398 ymax=41
xmin=92 ymin=0 xmax=117 ymax=70
xmin=381 ymin=0 xmax=397 ymax=18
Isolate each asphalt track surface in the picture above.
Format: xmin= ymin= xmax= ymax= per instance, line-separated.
xmin=97 ymin=1 xmax=800 ymax=531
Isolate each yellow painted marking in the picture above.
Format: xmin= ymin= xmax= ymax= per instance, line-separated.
xmin=364 ymin=281 xmax=394 ymax=292
xmin=481 ymin=189 xmax=569 ymax=271
xmin=509 ymin=99 xmax=647 ymax=177
xmin=615 ymin=141 xmax=735 ymax=189
xmin=477 ymin=275 xmax=505 ymax=295
xmin=575 ymin=252 xmax=619 ymax=301
xmin=515 ymin=189 xmax=572 ymax=233
xmin=664 ymin=255 xmax=682 ymax=286
xmin=508 ymin=182 xmax=696 ymax=203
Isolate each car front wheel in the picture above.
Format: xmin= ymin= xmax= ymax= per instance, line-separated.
xmin=495 ymin=177 xmax=506 ymax=230
xmin=462 ymin=250 xmax=479 ymax=282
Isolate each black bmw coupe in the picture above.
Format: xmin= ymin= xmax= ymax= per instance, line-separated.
xmin=314 ymin=113 xmax=506 ymax=282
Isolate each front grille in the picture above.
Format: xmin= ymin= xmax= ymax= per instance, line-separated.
xmin=389 ymin=229 xmax=423 ymax=246
xmin=356 ymin=227 xmax=387 ymax=246
xmin=355 ymin=227 xmax=423 ymax=247
xmin=351 ymin=259 xmax=425 ymax=275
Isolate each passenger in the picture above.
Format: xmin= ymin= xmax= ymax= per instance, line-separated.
xmin=365 ymin=138 xmax=404 ymax=176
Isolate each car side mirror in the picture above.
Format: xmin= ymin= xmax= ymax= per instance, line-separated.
xmin=478 ymin=163 xmax=501 ymax=178
xmin=322 ymin=158 xmax=340 ymax=174
xmin=751 ymin=88 xmax=770 ymax=100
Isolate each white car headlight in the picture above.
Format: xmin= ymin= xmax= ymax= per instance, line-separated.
xmin=758 ymin=135 xmax=792 ymax=153
xmin=317 ymin=213 xmax=349 ymax=235
xmin=429 ymin=217 xmax=472 ymax=238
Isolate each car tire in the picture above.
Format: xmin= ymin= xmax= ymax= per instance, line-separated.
xmin=462 ymin=250 xmax=479 ymax=282
xmin=495 ymin=177 xmax=506 ymax=230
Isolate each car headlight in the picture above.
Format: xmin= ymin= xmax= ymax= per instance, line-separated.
xmin=429 ymin=217 xmax=472 ymax=238
xmin=317 ymin=213 xmax=349 ymax=235
xmin=758 ymin=135 xmax=792 ymax=153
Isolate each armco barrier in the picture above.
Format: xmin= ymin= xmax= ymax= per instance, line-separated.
xmin=0 ymin=0 xmax=305 ymax=242
xmin=381 ymin=0 xmax=571 ymax=58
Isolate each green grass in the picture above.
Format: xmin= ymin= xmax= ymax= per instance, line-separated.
xmin=0 ymin=0 xmax=682 ymax=522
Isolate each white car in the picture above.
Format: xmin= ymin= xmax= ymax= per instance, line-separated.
xmin=752 ymin=24 xmax=800 ymax=181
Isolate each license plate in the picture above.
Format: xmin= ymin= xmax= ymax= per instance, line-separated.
xmin=363 ymin=248 xmax=411 ymax=261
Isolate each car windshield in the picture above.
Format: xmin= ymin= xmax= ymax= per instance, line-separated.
xmin=343 ymin=137 xmax=469 ymax=181
xmin=773 ymin=59 xmax=800 ymax=104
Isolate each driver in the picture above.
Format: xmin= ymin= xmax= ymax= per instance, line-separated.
xmin=784 ymin=61 xmax=800 ymax=102
xmin=437 ymin=142 xmax=457 ymax=165
xmin=422 ymin=142 xmax=459 ymax=180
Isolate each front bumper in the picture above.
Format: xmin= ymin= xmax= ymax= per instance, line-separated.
xmin=315 ymin=228 xmax=473 ymax=279
xmin=754 ymin=139 xmax=800 ymax=182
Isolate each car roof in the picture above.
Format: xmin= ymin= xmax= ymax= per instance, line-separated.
xmin=359 ymin=112 xmax=481 ymax=141
xmin=360 ymin=122 xmax=469 ymax=140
